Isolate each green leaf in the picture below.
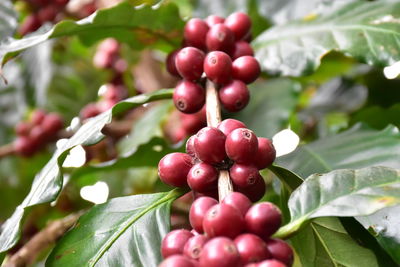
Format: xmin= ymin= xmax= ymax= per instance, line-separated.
xmin=0 ymin=0 xmax=17 ymax=40
xmin=0 ymin=89 xmax=173 ymax=255
xmin=253 ymin=0 xmax=400 ymax=76
xmin=350 ymin=104 xmax=400 ymax=130
xmin=0 ymin=2 xmax=184 ymax=67
xmin=46 ymin=189 xmax=185 ymax=267
xmin=268 ymin=164 xmax=303 ymax=192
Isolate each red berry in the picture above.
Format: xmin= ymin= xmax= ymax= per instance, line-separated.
xmin=232 ymin=56 xmax=261 ymax=84
xmin=206 ymin=24 xmax=235 ymax=53
xmin=112 ymin=58 xmax=128 ymax=73
xmin=15 ymin=122 xmax=31 ymax=136
xmin=225 ymin=128 xmax=258 ymax=163
xmin=205 ymin=15 xmax=225 ymax=27
xmin=193 ymin=189 xmax=219 ymax=200
xmin=231 ymin=41 xmax=254 ymax=60
xmin=80 ymin=103 xmax=101 ymax=119
xmin=187 ymin=162 xmax=218 ymax=193
xmin=37 ymin=5 xmax=57 ymax=23
xmin=54 ymin=0 xmax=69 ymax=6
xmin=265 ymin=239 xmax=294 ymax=267
xmin=29 ymin=126 xmax=46 ymax=148
xmin=42 ymin=113 xmax=63 ymax=136
xmin=14 ymin=136 xmax=36 ymax=157
xmin=189 ymin=197 xmax=218 ymax=233
xmin=217 ymin=119 xmax=247 ymax=136
xmin=183 ymin=235 xmax=209 ymax=260
xmin=175 ymin=47 xmax=205 ymax=81
xmin=184 ymin=18 xmax=209 ymax=50
xmin=236 ymin=175 xmax=266 ymax=202
xmin=186 ymin=135 xmax=196 ymax=158
xmin=98 ymin=38 xmax=120 ymax=54
xmin=221 ymin=192 xmax=252 ymax=216
xmin=166 ymin=49 xmax=181 ymax=77
xmin=203 ymin=51 xmax=232 ymax=85
xmin=19 ymin=15 xmax=41 ymax=36
xmin=203 ymin=203 xmax=244 ymax=238
xmin=219 ymin=80 xmax=249 ymax=112
xmin=230 ymin=163 xmax=261 ymax=188
xmin=31 ymin=110 xmax=46 ymax=125
xmin=159 ymin=255 xmax=196 ymax=267
xmin=199 ymin=237 xmax=240 ymax=267
xmin=158 ymin=152 xmax=193 ymax=187
xmin=245 ymin=203 xmax=282 ymax=238
xmin=234 ymin=233 xmax=271 ymax=264
xmin=173 ymin=81 xmax=205 ymax=114
xmin=257 ymin=259 xmax=286 ymax=267
xmin=254 ymin=138 xmax=276 ymax=169
xmin=93 ymin=51 xmax=115 ymax=69
xmin=180 ymin=108 xmax=207 ymax=134
xmin=194 ymin=127 xmax=227 ymax=164
xmin=161 ymin=229 xmax=193 ymax=258
xmin=225 ymin=12 xmax=252 ymax=40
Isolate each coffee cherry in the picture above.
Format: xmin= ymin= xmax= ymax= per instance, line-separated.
xmin=203 ymin=203 xmax=244 ymax=238
xmin=231 ymin=41 xmax=254 ymax=60
xmin=217 ymin=119 xmax=246 ymax=136
xmin=31 ymin=110 xmax=46 ymax=125
xmin=19 ymin=15 xmax=41 ymax=36
xmin=219 ymin=80 xmax=249 ymax=112
xmin=257 ymin=259 xmax=286 ymax=267
xmin=183 ymin=235 xmax=209 ymax=260
xmin=93 ymin=51 xmax=115 ymax=69
xmin=205 ymin=15 xmax=225 ymax=27
xmin=186 ymin=135 xmax=196 ymax=158
xmin=159 ymin=255 xmax=196 ymax=267
xmin=175 ymin=47 xmax=205 ymax=81
xmin=80 ymin=103 xmax=101 ymax=119
xmin=189 ymin=197 xmax=218 ymax=233
xmin=180 ymin=107 xmax=207 ymax=134
xmin=14 ymin=136 xmax=35 ymax=157
xmin=54 ymin=0 xmax=69 ymax=6
xmin=225 ymin=128 xmax=258 ymax=164
xmin=161 ymin=229 xmax=193 ymax=258
xmin=232 ymin=56 xmax=261 ymax=84
xmin=265 ymin=239 xmax=294 ymax=267
xmin=98 ymin=38 xmax=120 ymax=55
xmin=184 ymin=18 xmax=209 ymax=50
xmin=173 ymin=80 xmax=205 ymax=114
xmin=234 ymin=233 xmax=271 ymax=264
xmin=37 ymin=5 xmax=57 ymax=23
xmin=42 ymin=113 xmax=63 ymax=136
xmin=158 ymin=152 xmax=193 ymax=187
xmin=187 ymin=162 xmax=218 ymax=193
xmin=254 ymin=138 xmax=276 ymax=169
xmin=199 ymin=237 xmax=240 ymax=267
xmin=29 ymin=126 xmax=46 ymax=148
xmin=206 ymin=24 xmax=235 ymax=53
xmin=236 ymin=175 xmax=266 ymax=202
xmin=221 ymin=192 xmax=252 ymax=216
xmin=194 ymin=127 xmax=227 ymax=164
xmin=193 ymin=189 xmax=219 ymax=200
xmin=203 ymin=51 xmax=232 ymax=85
xmin=230 ymin=163 xmax=261 ymax=188
xmin=225 ymin=12 xmax=251 ymax=40
xmin=245 ymin=203 xmax=282 ymax=238
xmin=166 ymin=49 xmax=180 ymax=77
xmin=15 ymin=122 xmax=31 ymax=136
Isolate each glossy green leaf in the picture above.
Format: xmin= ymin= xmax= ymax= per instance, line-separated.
xmin=268 ymin=164 xmax=303 ymax=192
xmin=253 ymin=0 xmax=400 ymax=76
xmin=0 ymin=89 xmax=173 ymax=256
xmin=47 ymin=189 xmax=185 ymax=267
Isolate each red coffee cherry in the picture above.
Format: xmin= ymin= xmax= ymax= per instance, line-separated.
xmin=37 ymin=5 xmax=57 ymax=23
xmin=245 ymin=203 xmax=282 ymax=238
xmin=173 ymin=80 xmax=205 ymax=114
xmin=236 ymin=175 xmax=266 ymax=202
xmin=254 ymin=137 xmax=276 ymax=169
xmin=184 ymin=18 xmax=209 ymax=50
xmin=231 ymin=41 xmax=254 ymax=60
xmin=186 ymin=135 xmax=196 ymax=158
xmin=54 ymin=0 xmax=69 ymax=6
xmin=42 ymin=113 xmax=63 ymax=136
xmin=203 ymin=203 xmax=244 ymax=239
xmin=206 ymin=24 xmax=235 ymax=53
xmin=93 ymin=50 xmax=115 ymax=69
xmin=15 ymin=122 xmax=31 ymax=136
xmin=31 ymin=110 xmax=46 ymax=125
xmin=229 ymin=163 xmax=261 ymax=188
xmin=175 ymin=47 xmax=205 ymax=81
xmin=161 ymin=229 xmax=193 ymax=258
xmin=199 ymin=237 xmax=240 ymax=267
xmin=234 ymin=233 xmax=271 ymax=264
xmin=194 ymin=127 xmax=227 ymax=164
xmin=232 ymin=56 xmax=261 ymax=84
xmin=205 ymin=15 xmax=225 ymax=27
xmin=14 ymin=136 xmax=36 ymax=157
xmin=187 ymin=162 xmax=218 ymax=193
xmin=159 ymin=255 xmax=196 ymax=267
xmin=225 ymin=128 xmax=258 ymax=164
xmin=221 ymin=192 xmax=252 ymax=216
xmin=219 ymin=80 xmax=250 ymax=112
xmin=204 ymin=51 xmax=232 ymax=85
xmin=189 ymin=197 xmax=218 ymax=233
xmin=193 ymin=189 xmax=219 ymax=200
xmin=217 ymin=119 xmax=247 ymax=136
xmin=183 ymin=235 xmax=209 ymax=260
xmin=19 ymin=15 xmax=41 ymax=36
xmin=265 ymin=239 xmax=294 ymax=267
xmin=257 ymin=259 xmax=286 ymax=267
xmin=158 ymin=152 xmax=193 ymax=187
xmin=29 ymin=126 xmax=46 ymax=148
xmin=180 ymin=107 xmax=207 ymax=134
xmin=225 ymin=12 xmax=252 ymax=40
xmin=98 ymin=38 xmax=120 ymax=55
xmin=166 ymin=49 xmax=181 ymax=77
xmin=80 ymin=103 xmax=101 ymax=119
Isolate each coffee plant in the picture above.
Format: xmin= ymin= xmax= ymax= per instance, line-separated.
xmin=0 ymin=0 xmax=400 ymax=266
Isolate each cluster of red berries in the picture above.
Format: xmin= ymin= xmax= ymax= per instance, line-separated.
xmin=81 ymin=39 xmax=129 ymax=119
xmin=158 ymin=119 xmax=275 ymax=201
xmin=166 ymin=12 xmax=260 ymax=114
xmin=18 ymin=0 xmax=69 ymax=36
xmin=159 ymin=192 xmax=293 ymax=267
xmin=14 ymin=110 xmax=64 ymax=157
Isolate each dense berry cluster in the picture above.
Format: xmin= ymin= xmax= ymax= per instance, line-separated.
xmin=158 ymin=119 xmax=276 ymax=201
xmin=166 ymin=12 xmax=261 ymax=114
xmin=14 ymin=110 xmax=63 ymax=157
xmin=159 ymin=192 xmax=293 ymax=267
